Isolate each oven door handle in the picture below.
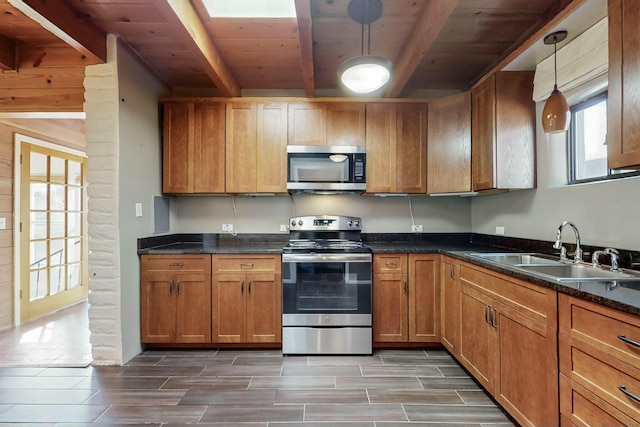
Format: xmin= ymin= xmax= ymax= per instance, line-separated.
xmin=282 ymin=253 xmax=372 ymax=263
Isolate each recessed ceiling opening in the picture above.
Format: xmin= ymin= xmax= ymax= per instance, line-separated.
xmin=201 ymin=0 xmax=297 ymax=18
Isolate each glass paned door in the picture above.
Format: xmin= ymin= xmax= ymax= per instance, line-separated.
xmin=20 ymin=141 xmax=88 ymax=322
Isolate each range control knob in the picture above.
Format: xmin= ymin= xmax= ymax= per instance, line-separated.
xmin=291 ymin=220 xmax=296 ymax=227
xmin=347 ymin=220 xmax=353 ymax=227
xmin=298 ymin=220 xmax=303 ymax=226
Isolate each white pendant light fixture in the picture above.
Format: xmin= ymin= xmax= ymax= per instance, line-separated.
xmin=542 ymin=30 xmax=570 ymax=134
xmin=338 ymin=0 xmax=392 ymax=94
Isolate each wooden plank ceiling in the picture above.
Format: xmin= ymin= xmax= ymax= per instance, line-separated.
xmin=0 ymin=0 xmax=581 ymax=111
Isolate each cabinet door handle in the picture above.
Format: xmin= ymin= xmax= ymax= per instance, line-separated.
xmin=485 ymin=305 xmax=490 ymax=324
xmin=619 ymin=385 xmax=640 ymax=403
xmin=403 ymin=279 xmax=407 ymax=294
xmin=449 ymin=264 xmax=455 ymax=279
xmin=241 ymin=263 xmax=254 ymax=268
xmin=169 ymin=263 xmax=183 ymax=267
xmin=618 ymin=335 xmax=640 ymax=348
xmin=241 ymin=279 xmax=244 ymax=294
xmin=169 ymin=280 xmax=174 ymax=294
xmin=386 ymin=261 xmax=397 ymax=267
xmin=490 ymin=308 xmax=498 ymax=328
xmin=248 ymin=280 xmax=252 ymax=294
xmin=177 ymin=280 xmax=182 ymax=295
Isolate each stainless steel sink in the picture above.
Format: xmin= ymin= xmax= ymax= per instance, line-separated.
xmin=467 ymin=252 xmax=562 ymax=266
xmin=517 ymin=264 xmax=640 ymax=282
xmin=467 ymin=252 xmax=640 ymax=282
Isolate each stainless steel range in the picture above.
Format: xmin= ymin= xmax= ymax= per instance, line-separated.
xmin=282 ymin=215 xmax=372 ymax=355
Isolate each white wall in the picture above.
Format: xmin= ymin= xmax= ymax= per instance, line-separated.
xmin=173 ymin=194 xmax=472 ymax=234
xmin=471 ymin=102 xmax=640 ymax=251
xmin=116 ymin=40 xmax=169 ymax=363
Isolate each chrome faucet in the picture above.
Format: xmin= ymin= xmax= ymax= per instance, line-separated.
xmin=553 ymin=221 xmax=583 ymax=262
xmin=592 ymin=247 xmax=620 ymax=271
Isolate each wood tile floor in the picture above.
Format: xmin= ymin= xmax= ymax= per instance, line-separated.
xmin=0 ymin=304 xmax=515 ymax=426
xmin=0 ymin=347 xmax=516 ymax=426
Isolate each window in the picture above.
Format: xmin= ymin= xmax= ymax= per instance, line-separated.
xmin=569 ymin=91 xmax=639 ymax=184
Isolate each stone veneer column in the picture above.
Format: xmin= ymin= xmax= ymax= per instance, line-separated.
xmin=82 ymin=35 xmax=122 ymax=365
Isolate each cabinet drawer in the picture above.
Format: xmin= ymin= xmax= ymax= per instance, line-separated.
xmin=459 ymin=262 xmax=557 ymax=326
xmin=560 ymin=374 xmax=637 ymax=427
xmin=559 ymin=294 xmax=640 ymax=369
xmin=213 ymin=255 xmax=281 ymax=274
xmin=560 ymin=334 xmax=640 ymax=421
xmin=141 ymin=254 xmax=211 ymax=274
xmin=374 ymin=254 xmax=407 ymax=273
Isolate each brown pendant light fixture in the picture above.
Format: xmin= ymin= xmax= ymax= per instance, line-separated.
xmin=542 ymin=30 xmax=570 ymax=134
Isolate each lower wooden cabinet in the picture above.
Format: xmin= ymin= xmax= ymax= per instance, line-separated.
xmin=440 ymin=256 xmax=461 ymax=356
xmin=140 ymin=255 xmax=212 ymax=343
xmin=373 ymin=253 xmax=439 ymax=343
xmin=212 ymin=255 xmax=282 ymax=344
xmin=140 ymin=253 xmax=281 ymax=346
xmin=458 ymin=261 xmax=559 ymax=427
xmin=559 ymin=294 xmax=640 ymax=425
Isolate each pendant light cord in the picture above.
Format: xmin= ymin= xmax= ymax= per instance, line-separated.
xmin=553 ymin=35 xmax=558 ymax=90
xmin=359 ymin=0 xmax=372 ymax=56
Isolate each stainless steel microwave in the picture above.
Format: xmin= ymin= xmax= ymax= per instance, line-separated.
xmin=287 ymin=146 xmax=366 ymax=193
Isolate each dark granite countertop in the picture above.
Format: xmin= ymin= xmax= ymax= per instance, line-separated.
xmin=138 ymin=233 xmax=288 ymax=255
xmin=137 ymin=233 xmax=640 ymax=317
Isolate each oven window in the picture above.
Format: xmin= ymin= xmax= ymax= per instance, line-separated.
xmin=297 ymin=262 xmax=356 ymax=310
xmin=283 ymin=261 xmax=371 ymax=312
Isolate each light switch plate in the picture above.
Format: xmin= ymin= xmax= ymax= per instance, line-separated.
xmin=135 ymin=203 xmax=143 ymax=218
xmin=495 ymin=226 xmax=505 ymax=235
xmin=0 ymin=217 xmax=5 ymax=229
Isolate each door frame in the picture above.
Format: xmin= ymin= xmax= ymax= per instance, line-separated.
xmin=13 ymin=133 xmax=87 ymax=325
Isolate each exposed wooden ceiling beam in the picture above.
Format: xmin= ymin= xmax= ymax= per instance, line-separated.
xmin=0 ymin=34 xmax=16 ymax=70
xmin=471 ymin=0 xmax=587 ymax=90
xmin=385 ymin=0 xmax=458 ymax=98
xmin=7 ymin=0 xmax=106 ymax=64
xmin=156 ymin=0 xmax=241 ymax=97
xmin=295 ymin=0 xmax=315 ymax=97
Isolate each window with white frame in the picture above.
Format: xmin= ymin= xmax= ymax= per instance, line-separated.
xmin=568 ymin=91 xmax=639 ymax=184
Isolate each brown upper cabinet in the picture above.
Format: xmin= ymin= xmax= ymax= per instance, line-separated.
xmin=287 ymin=101 xmax=365 ymax=146
xmin=326 ymin=102 xmax=365 ymax=146
xmin=608 ymin=0 xmax=640 ymax=169
xmin=471 ymin=71 xmax=536 ymax=192
xmin=366 ymin=102 xmax=427 ymax=194
xmin=288 ymin=102 xmax=326 ymax=146
xmin=225 ymin=101 xmax=288 ymax=194
xmin=428 ymin=92 xmax=472 ymax=194
xmin=163 ymin=102 xmax=226 ymax=194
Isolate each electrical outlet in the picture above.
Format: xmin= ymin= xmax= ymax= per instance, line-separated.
xmin=411 ymin=224 xmax=423 ymax=233
xmin=495 ymin=226 xmax=505 ymax=235
xmin=280 ymin=224 xmax=290 ymax=232
xmin=222 ymin=224 xmax=234 ymax=232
